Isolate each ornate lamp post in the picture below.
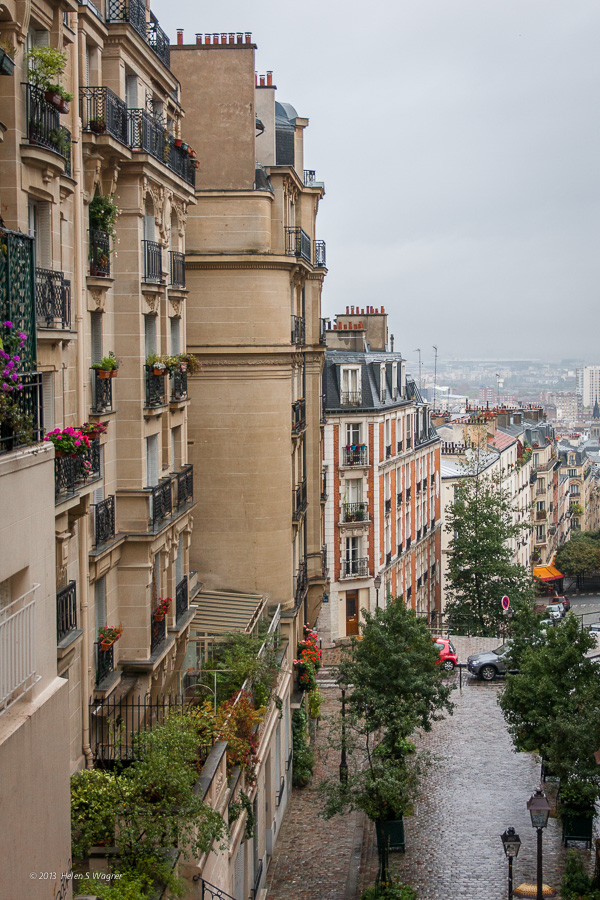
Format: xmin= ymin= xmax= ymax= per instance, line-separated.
xmin=526 ymin=789 xmax=551 ymax=900
xmin=374 ymin=574 xmax=382 ymax=609
xmin=501 ymin=827 xmax=521 ymax=900
xmin=339 ymin=687 xmax=348 ymax=784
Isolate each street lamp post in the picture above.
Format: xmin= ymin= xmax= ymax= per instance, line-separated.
xmin=527 ymin=789 xmax=551 ymax=900
xmin=374 ymin=574 xmax=382 ymax=609
xmin=339 ymin=687 xmax=348 ymax=784
xmin=501 ymin=827 xmax=521 ymax=900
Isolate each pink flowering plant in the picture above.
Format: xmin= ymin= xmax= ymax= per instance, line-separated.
xmin=0 ymin=321 xmax=35 ymax=443
xmin=294 ymin=624 xmax=322 ymax=691
xmin=44 ymin=426 xmax=91 ymax=456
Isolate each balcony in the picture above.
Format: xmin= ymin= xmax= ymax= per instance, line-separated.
xmin=321 ymin=471 xmax=327 ymax=502
xmin=406 ymin=537 xmax=412 ymax=550
xmin=89 ymin=229 xmax=111 ymax=277
xmin=342 ymin=446 xmax=368 ymax=467
xmin=342 ymin=502 xmax=367 ymax=523
xmin=291 ymin=314 xmax=305 ymax=345
xmin=90 ymin=368 xmax=114 ymax=415
xmin=106 ymin=0 xmax=170 ymax=68
xmin=170 ymin=368 xmax=188 ymax=402
xmin=319 ymin=318 xmax=327 ymax=345
xmin=79 ymin=87 xmax=128 ymax=145
xmin=303 ymin=170 xmax=324 ymax=189
xmin=94 ymin=495 xmax=116 ymax=547
xmin=35 ymin=267 xmax=71 ymax=329
xmin=176 ymin=575 xmax=188 ymax=621
xmin=397 ymin=542 xmax=403 ymax=556
xmin=1 ymin=585 xmax=40 ymax=714
xmin=150 ymin=477 xmax=173 ymax=528
xmin=385 ymin=498 xmax=392 ymax=515
xmin=24 ymin=84 xmax=71 ymax=173
xmin=406 ymin=487 xmax=411 ymax=500
xmin=293 ymin=480 xmax=307 ymax=521
xmin=176 ymin=464 xmax=194 ymax=510
xmin=536 ymin=510 xmax=547 ymax=520
xmin=147 ymin=13 xmax=170 ymax=67
xmin=397 ymin=440 xmax=403 ymax=454
xmin=406 ymin=437 xmax=412 ymax=450
xmin=0 ymin=373 xmax=43 ymax=454
xmin=386 ymin=551 xmax=392 ymax=566
xmin=145 ymin=366 xmax=166 ymax=408
xmin=341 ymin=391 xmax=362 ymax=407
xmin=128 ymin=110 xmax=195 ymax=187
xmin=169 ymin=250 xmax=185 ymax=288
xmin=95 ymin=641 xmax=114 ymax=687
xmin=292 ymin=398 xmax=306 ymax=435
xmin=397 ymin=492 xmax=403 ymax=506
xmin=285 ymin=227 xmax=311 ymax=263
xmin=54 ymin=438 xmax=101 ymax=503
xmin=142 ymin=239 xmax=163 ymax=283
xmin=314 ymin=240 xmax=326 ymax=268
xmin=341 ymin=557 xmax=369 ymax=579
xmin=294 ymin=560 xmax=308 ymax=606
xmin=386 ymin=444 xmax=392 ymax=459
xmin=416 ymin=528 xmax=421 ymax=542
xmin=56 ymin=580 xmax=77 ymax=643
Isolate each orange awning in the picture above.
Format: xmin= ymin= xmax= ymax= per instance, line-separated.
xmin=533 ymin=565 xmax=564 ymax=581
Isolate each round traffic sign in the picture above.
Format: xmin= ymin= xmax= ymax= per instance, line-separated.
xmin=502 ymin=595 xmax=510 ymax=610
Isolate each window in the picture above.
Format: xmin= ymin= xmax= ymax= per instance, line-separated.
xmin=536 ymin=525 xmax=545 ymax=542
xmin=28 ymin=200 xmax=51 ymax=268
xmin=125 ymin=70 xmax=138 ymax=109
xmin=345 ymin=478 xmax=362 ymax=504
xmin=176 ymin=532 xmax=184 ymax=585
xmin=345 ymin=536 xmax=359 ymax=562
xmin=170 ymin=317 xmax=181 ymax=356
xmin=536 ymin=501 xmax=545 ymax=512
xmin=94 ymin=576 xmax=106 ymax=636
xmin=392 ymin=363 xmax=398 ymax=399
xmin=144 ymin=315 xmax=157 ymax=358
xmin=146 ymin=434 xmax=159 ymax=487
xmin=532 ymin=453 xmax=539 ymax=467
xmin=90 ymin=311 xmax=103 ymax=365
xmin=341 ymin=368 xmax=361 ymax=406
xmin=42 ymin=372 xmax=54 ymax=431
xmin=346 ymin=423 xmax=361 ymax=445
xmin=568 ymin=468 xmax=577 ymax=477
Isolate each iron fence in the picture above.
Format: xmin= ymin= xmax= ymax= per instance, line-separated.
xmin=94 ymin=495 xmax=116 ymax=546
xmin=291 ymin=314 xmax=305 ymax=345
xmin=54 ymin=438 xmax=101 ymax=502
xmin=170 ymin=368 xmax=187 ymax=401
xmin=151 ymin=476 xmax=173 ymax=528
xmin=56 ymin=580 xmax=77 ymax=642
xmin=147 ymin=13 xmax=170 ymax=66
xmin=292 ymin=398 xmax=306 ymax=434
xmin=0 ymin=373 xmax=43 ymax=454
xmin=176 ymin=465 xmax=193 ymax=509
xmin=91 ymin=368 xmax=113 ymax=414
xmin=314 ymin=239 xmax=326 ymax=267
xmin=285 ymin=226 xmax=311 ymax=262
xmin=201 ymin=880 xmax=236 ymax=900
xmin=145 ymin=366 xmax=166 ymax=407
xmin=79 ymin=86 xmax=128 ymax=144
xmin=142 ymin=238 xmax=162 ymax=283
xmin=24 ymin=84 xmax=71 ymax=171
xmin=175 ymin=575 xmax=188 ymax=621
xmin=341 ymin=391 xmax=362 ymax=407
xmin=341 ymin=557 xmax=369 ymax=578
xmin=342 ymin=502 xmax=366 ymax=522
xmin=128 ymin=110 xmax=195 ymax=186
xmin=293 ymin=480 xmax=307 ymax=521
xmin=294 ymin=560 xmax=308 ymax=606
xmin=151 ymin=610 xmax=167 ymax=654
xmin=106 ymin=0 xmax=146 ymax=38
xmin=0 ymin=228 xmax=36 ymax=368
xmin=89 ymin=229 xmax=111 ymax=277
xmin=342 ymin=446 xmax=368 ymax=466
xmin=95 ymin=641 xmax=114 ymax=687
xmin=35 ymin=267 xmax=71 ymax=329
xmin=89 ymin=694 xmax=197 ymax=763
xmin=169 ymin=250 xmax=185 ymax=287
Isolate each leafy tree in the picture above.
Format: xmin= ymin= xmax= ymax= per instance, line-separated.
xmin=199 ymin=629 xmax=280 ymax=707
xmin=444 ymin=460 xmax=534 ymax=635
xmin=555 ymin=534 xmax=600 ymax=589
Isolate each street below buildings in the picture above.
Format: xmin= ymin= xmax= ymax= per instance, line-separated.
xmin=266 ymin=640 xmax=597 ymax=900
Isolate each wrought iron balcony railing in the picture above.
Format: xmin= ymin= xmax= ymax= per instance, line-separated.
xmin=0 ymin=373 xmax=43 ymax=454
xmin=342 ymin=446 xmax=368 ymax=467
xmin=54 ymin=438 xmax=101 ymax=502
xmin=35 ymin=267 xmax=71 ymax=329
xmin=176 ymin=575 xmax=188 ymax=621
xmin=56 ymin=580 xmax=77 ymax=643
xmin=170 ymin=368 xmax=188 ymax=402
xmin=0 ymin=228 xmax=35 ymax=365
xmin=89 ymin=229 xmax=111 ymax=277
xmin=24 ymin=84 xmax=71 ymax=173
xmin=386 ymin=444 xmax=392 ymax=459
xmin=285 ymin=227 xmax=311 ymax=262
xmin=341 ymin=557 xmax=369 ymax=579
xmin=385 ymin=498 xmax=392 ymax=515
xmin=341 ymin=391 xmax=362 ymax=407
xmin=321 ymin=471 xmax=327 ymax=502
xmin=293 ymin=480 xmax=307 ymax=521
xmin=147 ymin=13 xmax=170 ymax=67
xmin=291 ymin=314 xmax=305 ymax=345
xmin=397 ymin=492 xmax=403 ymax=505
xmin=95 ymin=641 xmax=114 ymax=686
xmin=319 ymin=317 xmax=327 ymax=345
xmin=79 ymin=86 xmax=128 ymax=144
xmin=106 ymin=0 xmax=146 ymax=38
xmin=386 ymin=551 xmax=392 ymax=566
xmin=397 ymin=542 xmax=403 ymax=556
xmin=303 ymin=169 xmax=324 ymax=188
xmin=406 ymin=487 xmax=411 ymax=500
xmin=94 ymin=495 xmax=116 ymax=546
xmin=397 ymin=440 xmax=403 ymax=453
xmin=169 ymin=250 xmax=185 ymax=288
xmin=294 ymin=560 xmax=308 ymax=606
xmin=151 ymin=608 xmax=167 ymax=653
xmin=292 ymin=398 xmax=306 ymax=435
xmin=314 ymin=240 xmax=326 ymax=268
xmin=145 ymin=365 xmax=166 ymax=407
xmin=142 ymin=239 xmax=163 ymax=283
xmin=90 ymin=368 xmax=113 ymax=414
xmin=128 ymin=110 xmax=195 ymax=186
xmin=342 ymin=502 xmax=366 ymax=522
xmin=322 ymin=544 xmax=328 ymax=577
xmin=176 ymin=465 xmax=193 ymax=509
xmin=150 ymin=477 xmax=172 ymax=528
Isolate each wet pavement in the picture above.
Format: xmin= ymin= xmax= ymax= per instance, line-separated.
xmin=266 ymin=640 xmax=597 ymax=900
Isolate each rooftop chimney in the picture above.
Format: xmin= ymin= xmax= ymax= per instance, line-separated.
xmin=196 ymin=34 xmax=202 ymax=45
xmin=267 ymin=71 xmax=273 ymax=85
xmin=177 ymin=29 xmax=184 ymax=45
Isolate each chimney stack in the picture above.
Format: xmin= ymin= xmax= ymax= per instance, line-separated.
xmin=177 ymin=29 xmax=184 ymax=45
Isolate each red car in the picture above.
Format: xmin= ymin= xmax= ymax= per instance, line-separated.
xmin=553 ymin=595 xmax=571 ymax=612
xmin=433 ymin=638 xmax=458 ymax=672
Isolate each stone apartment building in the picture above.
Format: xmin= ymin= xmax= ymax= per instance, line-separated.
xmin=319 ymin=309 xmax=442 ymax=643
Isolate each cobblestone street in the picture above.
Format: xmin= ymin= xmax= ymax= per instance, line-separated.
xmin=266 ymin=640 xmax=597 ymax=900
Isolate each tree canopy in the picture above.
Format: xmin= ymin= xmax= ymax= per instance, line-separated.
xmin=554 ymin=532 xmax=600 ymax=587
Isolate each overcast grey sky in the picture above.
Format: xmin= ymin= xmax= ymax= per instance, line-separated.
xmin=153 ymin=0 xmax=600 ymax=367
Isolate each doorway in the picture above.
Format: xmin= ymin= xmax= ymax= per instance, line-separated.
xmin=346 ymin=591 xmax=359 ymax=636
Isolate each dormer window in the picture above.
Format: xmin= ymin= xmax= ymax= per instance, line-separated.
xmin=341 ymin=367 xmax=361 ymax=406
xmin=380 ymin=364 xmax=386 ymax=403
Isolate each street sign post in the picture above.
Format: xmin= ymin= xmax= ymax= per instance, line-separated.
xmin=502 ymin=595 xmax=510 ymax=611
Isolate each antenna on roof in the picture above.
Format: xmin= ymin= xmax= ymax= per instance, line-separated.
xmin=433 ymin=345 xmax=438 ymax=412
xmin=414 ymin=349 xmax=422 ymax=390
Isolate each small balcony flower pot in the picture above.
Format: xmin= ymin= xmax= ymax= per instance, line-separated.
xmin=90 ymin=119 xmax=106 ymax=134
xmin=109 ymin=369 xmax=118 ymax=378
xmin=44 ymin=89 xmax=61 ymax=108
xmin=154 ymin=611 xmax=165 ymax=622
xmin=96 ymin=369 xmax=111 ymax=380
xmin=100 ymin=639 xmax=113 ymax=651
xmin=58 ymin=98 xmax=69 ymax=115
xmin=153 ymin=366 xmax=166 ymax=377
xmin=174 ymin=138 xmax=182 ymax=148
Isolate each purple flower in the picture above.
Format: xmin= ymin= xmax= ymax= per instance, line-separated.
xmin=3 ymin=321 xmax=13 ymax=328
xmin=1 ymin=383 xmax=8 ymax=391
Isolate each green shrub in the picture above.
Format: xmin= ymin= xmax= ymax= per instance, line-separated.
xmin=361 ymin=880 xmax=418 ymax=900
xmin=561 ymin=850 xmax=599 ymax=900
xmin=292 ymin=707 xmax=314 ymax=787
xmin=75 ymin=873 xmax=151 ymax=899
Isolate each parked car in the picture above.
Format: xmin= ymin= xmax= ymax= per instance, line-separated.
xmin=467 ymin=643 xmax=513 ymax=681
xmin=433 ymin=637 xmax=458 ymax=671
xmin=553 ymin=595 xmax=571 ymax=612
xmin=545 ymin=604 xmax=565 ymax=620
xmin=588 ymin=622 xmax=600 ymax=634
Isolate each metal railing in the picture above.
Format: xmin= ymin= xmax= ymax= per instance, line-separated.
xmin=169 ymin=250 xmax=185 ymax=287
xmin=128 ymin=109 xmax=195 ymax=186
xmin=170 ymin=368 xmax=187 ymax=401
xmin=201 ymin=881 xmax=236 ymax=900
xmin=1 ymin=585 xmax=40 ymax=714
xmin=150 ymin=477 xmax=172 ymax=528
xmin=292 ymin=398 xmax=306 ymax=434
xmin=35 ymin=267 xmax=71 ymax=329
xmin=252 ymin=859 xmax=264 ymax=900
xmin=293 ymin=480 xmax=307 ymax=521
xmin=94 ymin=495 xmax=116 ymax=546
xmin=321 ymin=470 xmax=328 ymax=502
xmin=106 ymin=0 xmax=146 ymax=38
xmin=95 ymin=641 xmax=114 ymax=687
xmin=397 ymin=440 xmax=403 ymax=453
xmin=397 ymin=542 xmax=403 ymax=556
xmin=24 ymin=84 xmax=71 ymax=172
xmin=386 ymin=444 xmax=392 ymax=459
xmin=54 ymin=438 xmax=101 ymax=502
xmin=397 ymin=492 xmax=403 ymax=505
xmin=151 ymin=608 xmax=167 ymax=653
xmin=294 ymin=560 xmax=308 ymax=606
xmin=79 ymin=86 xmax=128 ymax=144
xmin=319 ymin=317 xmax=327 ymax=344
xmin=56 ymin=580 xmax=77 ymax=643
xmin=341 ymin=557 xmax=369 ymax=579
xmin=147 ymin=13 xmax=170 ymax=67
xmin=0 ymin=373 xmax=44 ymax=454
xmin=341 ymin=391 xmax=362 ymax=407
xmin=176 ymin=575 xmax=188 ymax=621
xmin=176 ymin=464 xmax=194 ymax=509
xmin=314 ymin=239 xmax=326 ymax=267
xmin=342 ymin=446 xmax=368 ymax=466
xmin=385 ymin=498 xmax=392 ymax=515
xmin=291 ymin=314 xmax=305 ymax=345
xmin=91 ymin=368 xmax=113 ymax=414
xmin=406 ymin=487 xmax=411 ymax=500
xmin=276 ymin=774 xmax=285 ymax=806
xmin=142 ymin=239 xmax=163 ymax=283
xmin=285 ymin=226 xmax=311 ymax=262
xmin=343 ymin=501 xmax=366 ymax=522
xmin=89 ymin=229 xmax=111 ymax=277
xmin=145 ymin=365 xmax=166 ymax=407
xmin=89 ymin=694 xmax=191 ymax=762
xmin=386 ymin=551 xmax=392 ymax=566
xmin=322 ymin=543 xmax=328 ymax=577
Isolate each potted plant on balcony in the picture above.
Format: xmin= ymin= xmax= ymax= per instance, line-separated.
xmin=80 ymin=421 xmax=109 ymax=441
xmin=89 ymin=116 xmax=106 ymax=134
xmin=0 ymin=38 xmax=16 ymax=76
xmin=48 ymin=127 xmax=71 ymax=159
xmin=98 ymin=624 xmax=123 ymax=651
xmin=49 ymin=84 xmax=73 ymax=114
xmin=89 ymin=194 xmax=120 ymax=236
xmin=153 ymin=597 xmax=171 ymax=621
xmin=26 ymin=46 xmax=69 ymax=108
xmin=146 ymin=353 xmax=167 ymax=376
xmin=92 ymin=351 xmax=119 ymax=379
xmin=44 ymin=426 xmax=91 ymax=457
